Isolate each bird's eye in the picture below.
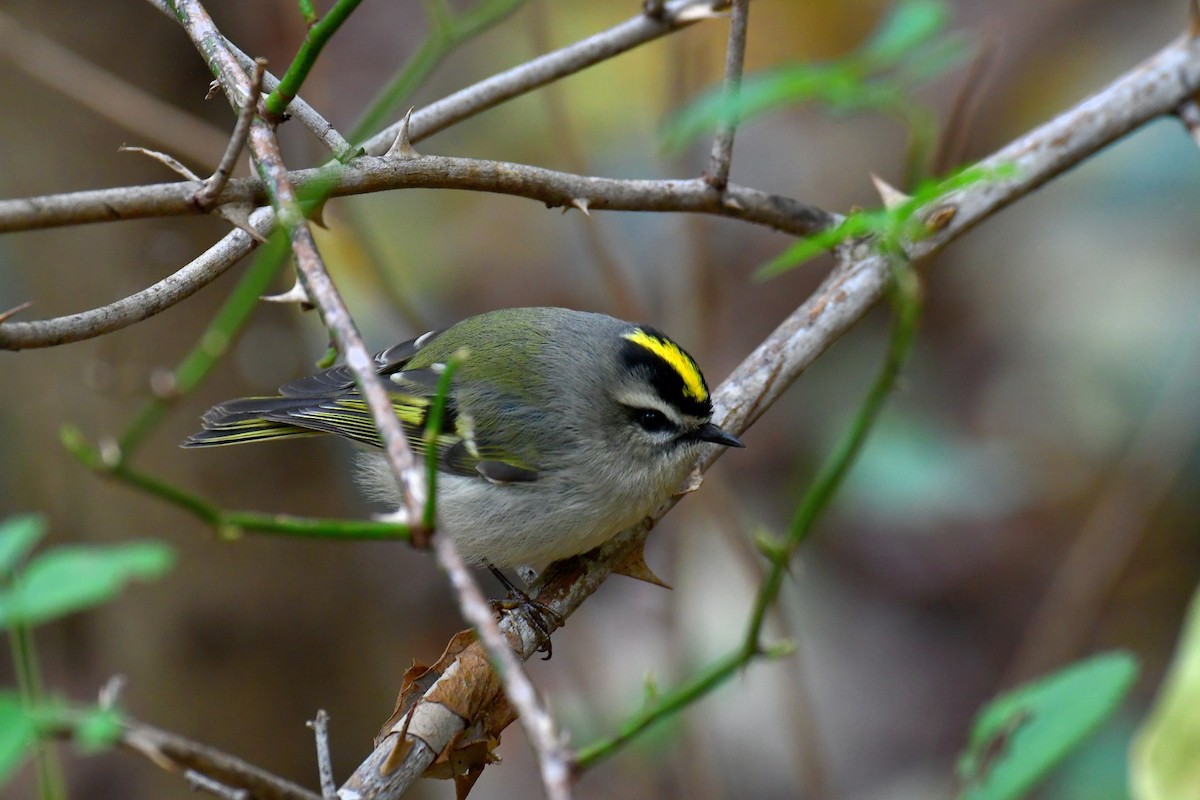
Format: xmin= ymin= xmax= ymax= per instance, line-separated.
xmin=635 ymin=409 xmax=673 ymax=433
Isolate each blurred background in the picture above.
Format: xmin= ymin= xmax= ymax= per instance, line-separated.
xmin=2 ymin=1 xmax=1199 ymax=798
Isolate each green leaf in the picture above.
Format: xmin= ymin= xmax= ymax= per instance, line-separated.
xmin=755 ymin=162 xmax=1016 ymax=279
xmin=958 ymin=652 xmax=1138 ymax=800
xmin=0 ymin=541 xmax=174 ymax=627
xmin=1130 ymin=582 xmax=1200 ymax=800
xmin=861 ymin=0 xmax=951 ymax=68
xmin=0 ymin=515 xmax=45 ymax=576
xmin=0 ymin=694 xmax=36 ymax=786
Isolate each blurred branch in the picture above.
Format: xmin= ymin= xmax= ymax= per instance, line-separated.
xmin=529 ymin=0 xmax=643 ymax=320
xmin=360 ymin=0 xmax=727 ymax=154
xmin=930 ymin=30 xmax=996 ymax=176
xmin=116 ymin=234 xmax=290 ymax=457
xmin=350 ymin=0 xmax=527 ymax=142
xmin=0 ymin=9 xmax=230 ymax=166
xmin=705 ymin=0 xmax=749 ymax=190
xmin=117 ymin=718 xmax=322 ymax=800
xmin=1004 ymin=310 xmax=1200 ymax=684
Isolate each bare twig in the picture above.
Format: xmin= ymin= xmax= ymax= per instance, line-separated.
xmin=705 ymin=0 xmax=749 ymax=190
xmin=931 ymin=30 xmax=997 ymax=176
xmin=199 ymin=57 xmax=267 ymax=208
xmin=0 ymin=300 xmax=33 ymax=324
xmin=362 ymin=0 xmax=725 ymax=154
xmin=0 ymin=160 xmax=834 ymax=235
xmin=433 ymin=536 xmax=575 ymax=800
xmin=4 ymin=17 xmax=1200 ymax=357
xmin=0 ymin=165 xmax=832 ymax=350
xmin=0 ymin=211 xmax=270 ymax=349
xmin=118 ymin=145 xmax=202 ymax=181
xmin=119 ymin=719 xmax=321 ymax=800
xmin=185 ymin=770 xmax=250 ymax=800
xmin=307 ymin=711 xmax=336 ymax=800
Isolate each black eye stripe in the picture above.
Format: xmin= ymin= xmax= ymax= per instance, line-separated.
xmin=619 ymin=339 xmax=713 ymax=419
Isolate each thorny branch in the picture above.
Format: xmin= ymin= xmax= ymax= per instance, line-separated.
xmin=0 ymin=0 xmax=735 ymax=350
xmin=166 ymin=2 xmax=574 ymax=797
xmin=4 ymin=2 xmax=1200 ymax=799
xmin=706 ymin=0 xmax=750 ymax=190
xmin=340 ymin=25 xmax=1200 ymax=800
xmin=198 ymin=57 xmax=266 ymax=208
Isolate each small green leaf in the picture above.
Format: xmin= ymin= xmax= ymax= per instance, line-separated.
xmin=861 ymin=0 xmax=951 ymax=68
xmin=0 ymin=694 xmax=36 ymax=786
xmin=0 ymin=515 xmax=45 ymax=576
xmin=1130 ymin=582 xmax=1200 ymax=800
xmin=0 ymin=541 xmax=174 ymax=627
xmin=958 ymin=651 xmax=1138 ymax=800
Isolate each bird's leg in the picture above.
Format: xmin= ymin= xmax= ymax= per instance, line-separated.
xmin=485 ymin=562 xmax=564 ymax=660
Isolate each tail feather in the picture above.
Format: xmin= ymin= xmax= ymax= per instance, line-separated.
xmin=181 ymin=419 xmax=320 ymax=448
xmin=184 ymin=396 xmax=326 ymax=448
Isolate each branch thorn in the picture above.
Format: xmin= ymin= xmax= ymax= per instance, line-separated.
xmin=260 ymin=276 xmax=315 ymax=310
xmin=386 ymin=107 xmax=420 ymax=160
xmin=566 ymin=197 xmax=590 ymax=216
xmin=98 ymin=675 xmax=127 ymax=710
xmin=870 ymin=173 xmax=911 ymax=209
xmin=677 ymin=4 xmax=728 ymax=22
xmin=119 ymin=145 xmax=202 ymax=182
xmin=0 ymin=300 xmax=33 ymax=325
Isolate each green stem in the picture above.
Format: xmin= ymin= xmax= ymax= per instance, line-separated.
xmin=741 ymin=259 xmax=921 ymax=656
xmin=63 ymin=425 xmax=410 ymax=542
xmin=574 ymin=649 xmax=744 ymax=767
xmin=422 ymin=354 xmax=462 ymax=531
xmin=264 ymin=0 xmax=367 ymax=118
xmin=575 ymin=261 xmax=923 ymax=771
xmin=349 ymin=0 xmax=527 ymax=143
xmin=10 ymin=615 xmax=65 ymax=800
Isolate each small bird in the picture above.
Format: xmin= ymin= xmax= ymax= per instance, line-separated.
xmin=184 ymin=307 xmax=743 ymax=574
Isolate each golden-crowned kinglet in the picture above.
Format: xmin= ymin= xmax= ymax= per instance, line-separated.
xmin=184 ymin=307 xmax=743 ymax=571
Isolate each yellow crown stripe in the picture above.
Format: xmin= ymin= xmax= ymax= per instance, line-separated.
xmin=623 ymin=329 xmax=708 ymax=402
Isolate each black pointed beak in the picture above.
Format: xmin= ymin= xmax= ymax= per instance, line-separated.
xmin=697 ymin=422 xmax=744 ymax=448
